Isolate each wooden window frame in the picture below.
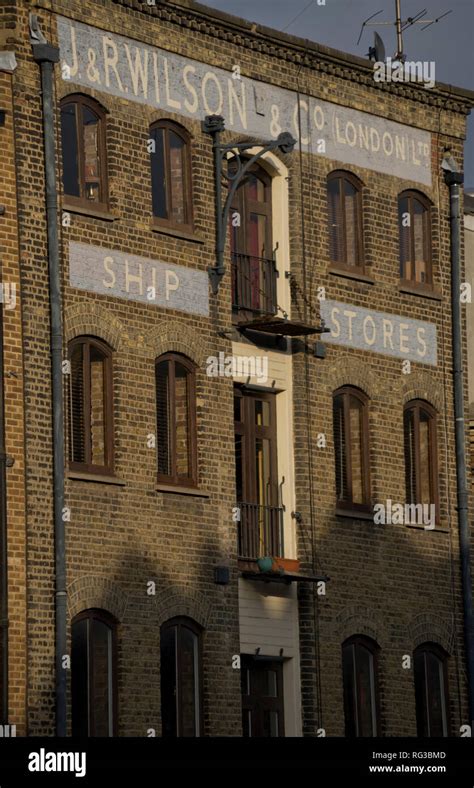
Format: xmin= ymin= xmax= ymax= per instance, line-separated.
xmin=342 ymin=635 xmax=381 ymax=737
xmin=230 ymin=161 xmax=275 ymax=320
xmin=333 ymin=386 xmax=371 ymax=513
xmin=398 ymin=190 xmax=433 ymax=289
xmin=72 ymin=608 xmax=118 ymax=737
xmin=234 ymin=387 xmax=278 ymax=506
xmin=327 ymin=170 xmax=365 ymax=272
xmin=414 ymin=642 xmax=450 ymax=737
xmin=160 ymin=617 xmax=203 ymax=738
xmin=68 ymin=336 xmax=114 ymax=476
xmin=404 ymin=399 xmax=439 ymax=511
xmin=150 ymin=120 xmax=194 ymax=233
xmin=60 ymin=94 xmax=109 ymax=210
xmin=156 ymin=353 xmax=198 ymax=488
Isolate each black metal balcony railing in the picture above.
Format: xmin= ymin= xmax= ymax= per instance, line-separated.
xmin=237 ymin=502 xmax=284 ymax=560
xmin=231 ymin=253 xmax=278 ymax=316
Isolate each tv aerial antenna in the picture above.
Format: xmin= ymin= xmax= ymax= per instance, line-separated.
xmin=356 ymin=0 xmax=452 ymax=62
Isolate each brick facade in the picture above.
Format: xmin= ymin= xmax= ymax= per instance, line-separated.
xmin=1 ymin=0 xmax=473 ymax=737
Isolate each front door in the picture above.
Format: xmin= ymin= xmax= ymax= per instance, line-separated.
xmin=241 ymin=656 xmax=285 ymax=737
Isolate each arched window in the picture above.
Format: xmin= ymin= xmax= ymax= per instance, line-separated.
xmin=72 ymin=609 xmax=117 ymax=737
xmin=160 ymin=617 xmax=202 ymax=737
xmin=327 ymin=171 xmax=364 ymax=270
xmin=156 ymin=353 xmax=197 ymax=487
xmin=414 ymin=643 xmax=449 ymax=736
xmin=342 ymin=635 xmax=380 ymax=737
xmin=60 ymin=95 xmax=108 ymax=207
xmin=404 ymin=400 xmax=438 ymax=510
xmin=398 ymin=191 xmax=432 ymax=286
xmin=333 ymin=387 xmax=370 ymax=512
xmin=149 ymin=120 xmax=193 ymax=231
xmin=68 ymin=337 xmax=114 ymax=475
xmin=230 ymin=161 xmax=276 ymax=317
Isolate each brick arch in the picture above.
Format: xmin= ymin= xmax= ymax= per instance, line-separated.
xmin=154 ymin=589 xmax=213 ymax=630
xmin=64 ymin=303 xmax=125 ymax=352
xmin=336 ymin=605 xmax=386 ymax=646
xmin=326 ymin=355 xmax=381 ymax=400
xmin=145 ymin=322 xmax=208 ymax=367
xmin=67 ymin=575 xmax=128 ymax=622
xmin=408 ymin=613 xmax=454 ymax=654
xmin=400 ymin=371 xmax=444 ymax=413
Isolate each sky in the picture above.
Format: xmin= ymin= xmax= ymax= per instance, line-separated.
xmin=202 ymin=0 xmax=474 ymax=188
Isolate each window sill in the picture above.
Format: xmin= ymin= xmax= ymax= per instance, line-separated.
xmin=335 ymin=507 xmax=374 ymax=521
xmin=398 ymin=283 xmax=442 ymax=301
xmin=405 ymin=522 xmax=448 ymax=533
xmin=155 ymin=483 xmax=209 ymax=498
xmin=328 ymin=266 xmax=375 ymax=285
xmin=150 ymin=222 xmax=204 ymax=244
xmin=67 ymin=471 xmax=126 ymax=485
xmin=62 ymin=202 xmax=119 ymax=222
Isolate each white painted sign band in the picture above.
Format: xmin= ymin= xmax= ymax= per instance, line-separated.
xmin=69 ymin=241 xmax=209 ymax=317
xmin=320 ymin=299 xmax=437 ymax=365
xmin=57 ymin=17 xmax=431 ymax=185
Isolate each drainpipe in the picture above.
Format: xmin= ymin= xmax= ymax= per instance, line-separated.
xmin=30 ymin=15 xmax=67 ymax=737
xmin=0 ymin=285 xmax=8 ymax=725
xmin=442 ymin=153 xmax=474 ymax=729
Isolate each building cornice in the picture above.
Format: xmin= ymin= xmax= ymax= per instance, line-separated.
xmin=108 ymin=0 xmax=474 ymax=116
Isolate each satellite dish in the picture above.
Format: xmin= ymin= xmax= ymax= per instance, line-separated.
xmin=367 ymin=31 xmax=386 ymax=62
xmin=373 ymin=32 xmax=386 ymax=62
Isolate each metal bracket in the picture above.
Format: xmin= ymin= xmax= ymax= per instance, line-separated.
xmin=202 ymin=114 xmax=296 ymax=295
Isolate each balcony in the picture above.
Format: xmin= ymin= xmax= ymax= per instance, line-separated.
xmin=231 ymin=252 xmax=278 ymax=316
xmin=237 ymin=501 xmax=284 ymax=560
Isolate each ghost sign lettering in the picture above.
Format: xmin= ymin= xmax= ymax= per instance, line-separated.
xmin=57 ymin=17 xmax=431 ymax=186
xmin=69 ymin=242 xmax=209 ymax=317
xmin=320 ymin=300 xmax=437 ymax=365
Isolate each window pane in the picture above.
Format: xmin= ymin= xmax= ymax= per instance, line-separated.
xmin=160 ymin=625 xmax=177 ymax=737
xmin=349 ymin=396 xmax=364 ymax=504
xmin=413 ymin=200 xmax=427 ymax=283
xmin=404 ymin=408 xmax=416 ymax=503
xmin=61 ymin=104 xmax=80 ymax=197
xmin=255 ymin=400 xmax=270 ymax=427
xmin=242 ymin=709 xmax=252 ymax=737
xmin=328 ymin=178 xmax=343 ymax=263
xmin=91 ymin=619 xmax=112 ymax=736
xmin=151 ymin=127 xmax=167 ymax=219
xmin=82 ymin=107 xmax=101 ymax=203
xmin=90 ymin=348 xmax=105 ymax=466
xmin=334 ymin=395 xmax=347 ymax=502
xmin=70 ymin=344 xmax=85 ymax=464
xmin=425 ymin=651 xmax=447 ymax=736
xmin=255 ymin=438 xmax=271 ymax=506
xmin=357 ymin=644 xmax=376 ymax=736
xmin=175 ymin=363 xmax=190 ymax=478
xmin=71 ymin=618 xmax=89 ymax=737
xmin=342 ymin=643 xmax=357 ymax=737
xmin=169 ymin=131 xmax=186 ymax=224
xmin=266 ymin=670 xmax=277 ymax=698
xmin=156 ymin=361 xmax=171 ymax=476
xmin=399 ymin=197 xmax=410 ymax=279
xmin=344 ymin=180 xmax=358 ymax=266
xmin=234 ymin=395 xmax=242 ymax=423
xmin=419 ymin=411 xmax=431 ymax=504
xmin=235 ymin=434 xmax=243 ymax=502
xmin=247 ymin=173 xmax=265 ymax=202
xmin=180 ymin=626 xmax=199 ymax=737
xmin=264 ymin=710 xmax=279 ymax=737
